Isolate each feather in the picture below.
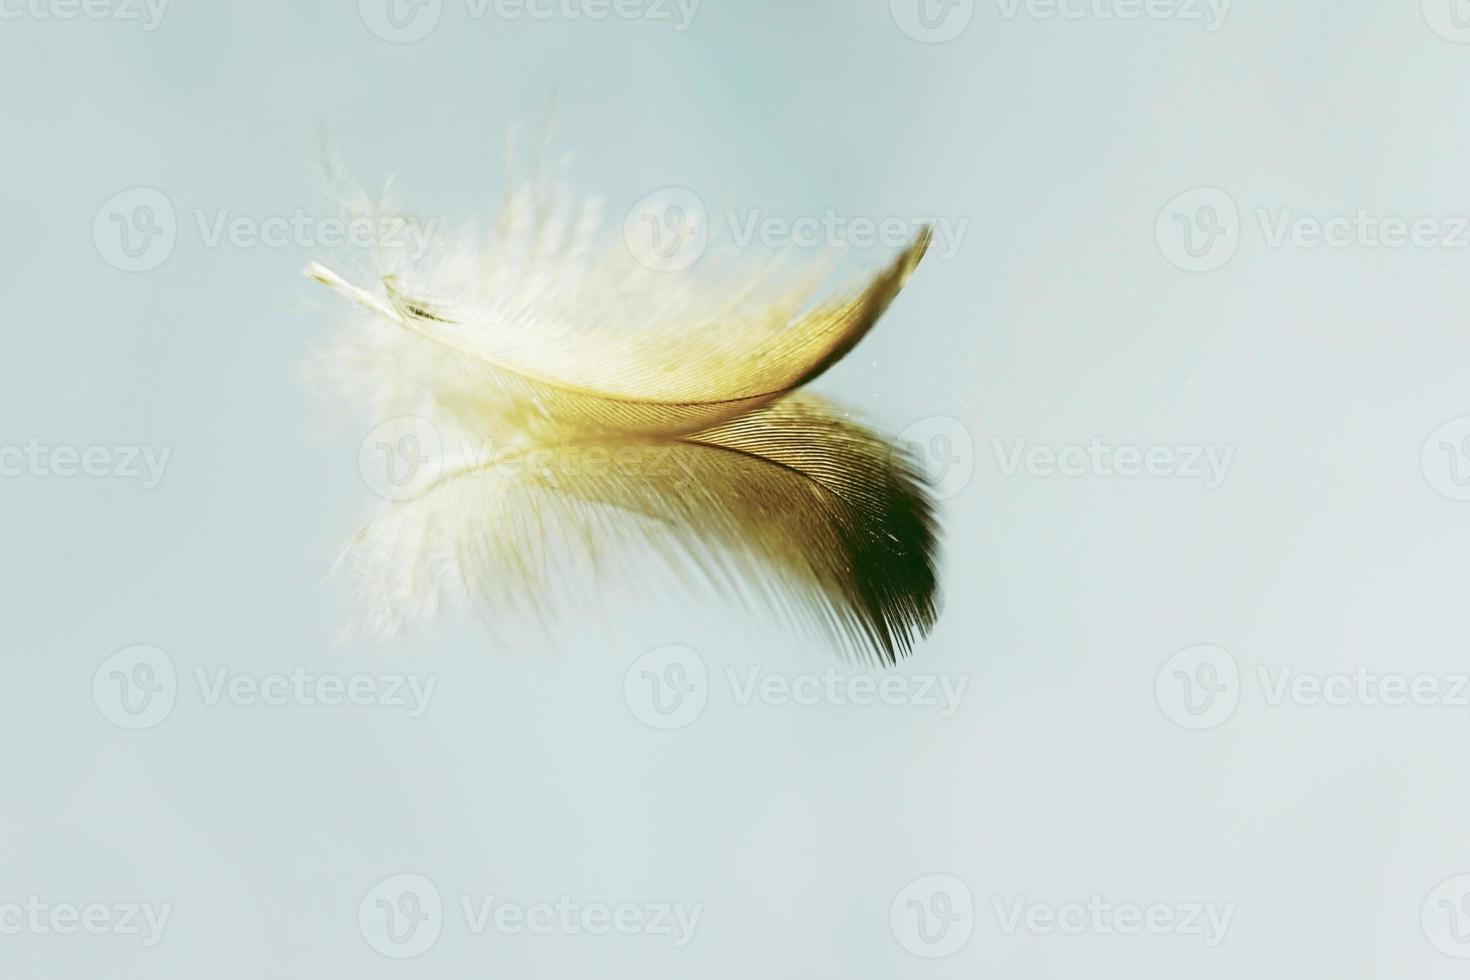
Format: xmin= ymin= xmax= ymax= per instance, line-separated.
xmin=305 ymin=167 xmax=931 ymax=444
xmin=308 ymin=155 xmax=942 ymax=662
xmin=333 ymin=394 xmax=939 ymax=664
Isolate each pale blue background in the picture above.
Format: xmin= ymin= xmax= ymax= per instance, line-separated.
xmin=5 ymin=1 xmax=1470 ymax=977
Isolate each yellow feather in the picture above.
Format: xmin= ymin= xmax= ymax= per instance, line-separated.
xmin=308 ymin=228 xmax=930 ymax=443
xmin=308 ymin=159 xmax=941 ymax=661
xmin=334 ymin=394 xmax=938 ymax=664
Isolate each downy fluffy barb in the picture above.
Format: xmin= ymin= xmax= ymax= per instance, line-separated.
xmin=308 ymin=151 xmax=941 ymax=663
